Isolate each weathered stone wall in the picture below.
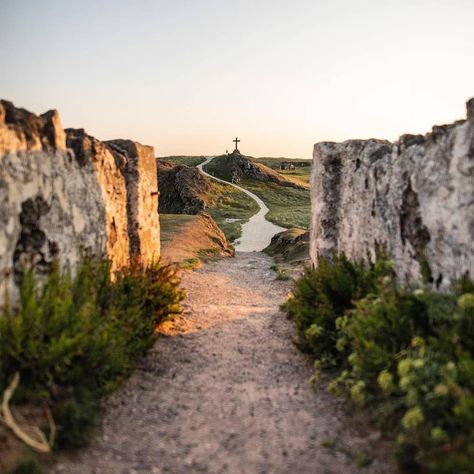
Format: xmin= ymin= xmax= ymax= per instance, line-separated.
xmin=310 ymin=99 xmax=474 ymax=289
xmin=0 ymin=100 xmax=160 ymax=300
xmin=106 ymin=140 xmax=161 ymax=266
xmin=65 ymin=129 xmax=130 ymax=273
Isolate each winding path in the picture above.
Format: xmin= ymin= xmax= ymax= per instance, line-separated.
xmin=49 ymin=159 xmax=394 ymax=473
xmin=197 ymin=157 xmax=285 ymax=252
xmin=51 ymin=253 xmax=394 ymax=474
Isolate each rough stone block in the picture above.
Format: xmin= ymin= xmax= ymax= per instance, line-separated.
xmin=310 ymin=99 xmax=474 ymax=289
xmin=106 ymin=139 xmax=161 ymax=266
xmin=0 ymin=100 xmax=161 ymax=303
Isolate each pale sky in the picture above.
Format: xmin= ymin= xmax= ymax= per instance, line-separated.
xmin=1 ymin=0 xmax=473 ymax=158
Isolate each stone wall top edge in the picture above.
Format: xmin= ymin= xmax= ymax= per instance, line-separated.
xmin=312 ymin=97 xmax=473 ymax=154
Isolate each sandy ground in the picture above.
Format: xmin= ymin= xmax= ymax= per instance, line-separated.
xmin=197 ymin=157 xmax=286 ymax=252
xmin=51 ymin=253 xmax=395 ymax=474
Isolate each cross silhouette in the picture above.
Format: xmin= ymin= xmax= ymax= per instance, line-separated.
xmin=233 ymin=137 xmax=240 ymax=150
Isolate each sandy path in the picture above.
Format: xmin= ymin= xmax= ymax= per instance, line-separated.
xmin=197 ymin=157 xmax=286 ymax=251
xmin=51 ymin=253 xmax=394 ymax=474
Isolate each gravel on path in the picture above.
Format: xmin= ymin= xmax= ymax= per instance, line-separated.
xmin=51 ymin=253 xmax=395 ymax=474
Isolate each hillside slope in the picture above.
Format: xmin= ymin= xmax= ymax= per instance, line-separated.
xmin=157 ymin=160 xmax=211 ymax=214
xmin=160 ymin=213 xmax=233 ymax=266
xmin=157 ymin=160 xmax=259 ymax=241
xmin=204 ymin=151 xmax=309 ymax=190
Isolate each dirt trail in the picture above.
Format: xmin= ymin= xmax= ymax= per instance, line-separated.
xmin=52 ymin=253 xmax=394 ymax=474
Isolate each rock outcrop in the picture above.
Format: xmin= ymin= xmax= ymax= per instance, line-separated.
xmin=0 ymin=100 xmax=160 ymax=301
xmin=310 ymin=99 xmax=474 ymax=289
xmin=208 ymin=151 xmax=308 ymax=189
xmin=65 ymin=128 xmax=130 ymax=272
xmin=265 ymin=228 xmax=309 ymax=263
xmin=157 ymin=160 xmax=211 ymax=214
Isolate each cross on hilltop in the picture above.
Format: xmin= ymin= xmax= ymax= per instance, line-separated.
xmin=233 ymin=137 xmax=240 ymax=152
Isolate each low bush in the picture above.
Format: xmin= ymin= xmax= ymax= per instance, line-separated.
xmin=0 ymin=258 xmax=184 ymax=449
xmin=285 ymin=256 xmax=474 ymax=473
xmin=283 ymin=254 xmax=392 ymax=365
xmin=11 ymin=454 xmax=44 ymax=474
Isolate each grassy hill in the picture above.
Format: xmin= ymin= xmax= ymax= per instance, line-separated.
xmin=206 ymin=181 xmax=259 ymax=242
xmin=158 ymin=153 xmax=311 ymax=237
xmin=158 ymin=156 xmax=207 ymax=167
xmin=240 ymin=179 xmax=311 ymax=229
xmin=204 ymin=152 xmax=308 ymax=189
xmin=204 ymin=153 xmax=311 ymax=229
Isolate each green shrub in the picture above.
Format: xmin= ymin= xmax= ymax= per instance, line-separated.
xmin=283 ymin=254 xmax=391 ymax=366
xmin=10 ymin=454 xmax=43 ymax=474
xmin=285 ymin=254 xmax=474 ymax=472
xmin=0 ymin=258 xmax=184 ymax=449
xmin=54 ymin=389 xmax=98 ymax=449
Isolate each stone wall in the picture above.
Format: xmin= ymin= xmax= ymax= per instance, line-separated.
xmin=0 ymin=100 xmax=160 ymax=300
xmin=65 ymin=128 xmax=130 ymax=273
xmin=106 ymin=140 xmax=161 ymax=265
xmin=310 ymin=99 xmax=474 ymax=289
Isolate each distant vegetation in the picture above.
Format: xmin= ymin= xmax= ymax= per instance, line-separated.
xmin=157 ymin=157 xmax=259 ymax=243
xmin=254 ymin=157 xmax=311 ymax=168
xmin=278 ymin=168 xmax=311 ymax=185
xmin=254 ymin=157 xmax=311 ymax=186
xmin=158 ymin=154 xmax=311 ymax=236
xmin=158 ymin=156 xmax=207 ymax=167
xmin=204 ymin=155 xmax=311 ymax=230
xmin=284 ymin=254 xmax=474 ymax=473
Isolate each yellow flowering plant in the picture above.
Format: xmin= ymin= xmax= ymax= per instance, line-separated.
xmin=285 ymin=252 xmax=474 ymax=472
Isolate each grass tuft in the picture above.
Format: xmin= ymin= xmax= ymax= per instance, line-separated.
xmin=180 ymin=258 xmax=200 ymax=270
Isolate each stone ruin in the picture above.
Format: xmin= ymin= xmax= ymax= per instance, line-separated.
xmin=0 ymin=100 xmax=160 ymax=302
xmin=310 ymin=98 xmax=474 ymax=289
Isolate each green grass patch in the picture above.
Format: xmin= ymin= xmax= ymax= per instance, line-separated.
xmin=253 ymin=158 xmax=311 ymax=186
xmin=320 ymin=437 xmax=337 ymax=448
xmin=239 ymin=179 xmax=311 ymax=230
xmin=284 ymin=256 xmax=474 ymax=472
xmin=0 ymin=258 xmax=185 ymax=454
xmin=158 ymin=156 xmax=207 ymax=167
xmin=279 ymin=168 xmax=311 ymax=185
xmin=203 ymin=158 xmax=310 ymax=230
xmin=180 ymin=258 xmax=200 ymax=270
xmin=206 ymin=181 xmax=259 ymax=242
xmin=197 ymin=247 xmax=223 ymax=259
xmin=254 ymin=157 xmax=311 ymax=168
